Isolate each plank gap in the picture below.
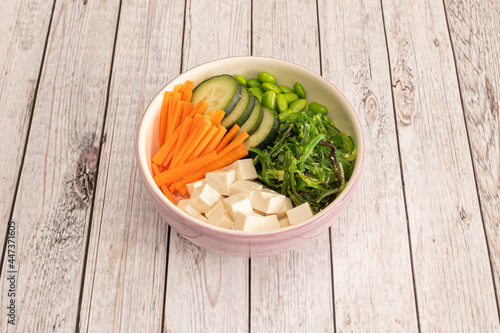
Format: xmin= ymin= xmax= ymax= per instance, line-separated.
xmin=160 ymin=225 xmax=172 ymax=333
xmin=378 ymin=0 xmax=421 ymax=330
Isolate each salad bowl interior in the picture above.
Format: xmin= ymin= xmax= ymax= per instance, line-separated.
xmin=136 ymin=56 xmax=364 ymax=257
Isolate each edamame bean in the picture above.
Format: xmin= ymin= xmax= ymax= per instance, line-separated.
xmin=262 ymin=91 xmax=277 ymax=109
xmin=261 ymin=82 xmax=281 ymax=94
xmin=309 ymin=102 xmax=328 ymax=114
xmin=276 ymin=94 xmax=288 ymax=113
xmin=282 ymin=93 xmax=299 ymax=104
xmin=289 ymin=98 xmax=308 ymax=112
xmin=249 ymin=87 xmax=264 ymax=102
xmin=293 ymin=82 xmax=306 ymax=99
xmin=235 ymin=75 xmax=247 ymax=88
xmin=247 ymin=78 xmax=261 ymax=88
xmin=257 ymin=72 xmax=276 ymax=84
xmin=278 ymin=85 xmax=294 ymax=94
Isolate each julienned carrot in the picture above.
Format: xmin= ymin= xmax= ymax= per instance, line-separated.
xmin=173 ymin=145 xmax=248 ymax=191
xmin=152 ymin=125 xmax=182 ymax=165
xmin=174 ymin=83 xmax=183 ymax=92
xmin=208 ymin=110 xmax=217 ymax=123
xmin=169 ymin=117 xmax=194 ymax=166
xmin=201 ymin=125 xmax=226 ymax=156
xmin=151 ymin=162 xmax=176 ymax=205
xmin=175 ymin=119 xmax=212 ymax=167
xmin=165 ymin=91 xmax=182 ymax=142
xmin=211 ymin=110 xmax=225 ymax=126
xmin=182 ymin=91 xmax=193 ymax=102
xmin=187 ymin=125 xmax=218 ymax=161
xmin=215 ymin=124 xmax=240 ymax=153
xmin=184 ymin=80 xmax=194 ymax=93
xmin=154 ymin=151 xmax=218 ymax=186
xmin=169 ymin=115 xmax=205 ymax=168
xmin=171 ymin=100 xmax=185 ymax=137
xmin=218 ymin=131 xmax=249 ymax=158
xmin=188 ymin=100 xmax=208 ymax=118
xmin=159 ymin=91 xmax=171 ymax=146
xmin=183 ymin=102 xmax=194 ymax=119
xmin=179 ymin=186 xmax=188 ymax=196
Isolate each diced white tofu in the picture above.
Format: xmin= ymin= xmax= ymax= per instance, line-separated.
xmin=262 ymin=215 xmax=281 ymax=231
xmin=276 ymin=197 xmax=293 ymax=219
xmin=251 ymin=189 xmax=287 ymax=214
xmin=223 ymin=193 xmax=254 ymax=220
xmin=229 ymin=159 xmax=258 ymax=180
xmin=198 ymin=215 xmax=208 ymax=223
xmin=176 ymin=199 xmax=192 ymax=211
xmin=228 ymin=180 xmax=263 ymax=200
xmin=190 ymin=184 xmax=221 ymax=213
xmin=278 ymin=216 xmax=291 ymax=228
xmin=233 ymin=211 xmax=266 ymax=231
xmin=183 ymin=203 xmax=201 ymax=219
xmin=286 ymin=202 xmax=313 ymax=225
xmin=207 ymin=206 xmax=234 ymax=229
xmin=205 ymin=167 xmax=236 ymax=196
xmin=186 ymin=179 xmax=206 ymax=196
xmin=205 ymin=197 xmax=226 ymax=218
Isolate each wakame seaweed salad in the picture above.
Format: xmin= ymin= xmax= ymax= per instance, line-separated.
xmin=249 ymin=110 xmax=357 ymax=213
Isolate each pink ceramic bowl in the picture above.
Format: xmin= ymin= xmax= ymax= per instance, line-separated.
xmin=136 ymin=56 xmax=364 ymax=257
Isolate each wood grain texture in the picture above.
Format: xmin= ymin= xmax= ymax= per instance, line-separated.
xmin=318 ymin=0 xmax=419 ymax=330
xmin=163 ymin=0 xmax=251 ymax=332
xmin=0 ymin=0 xmax=54 ymax=257
xmin=250 ymin=0 xmax=334 ymax=331
xmin=382 ymin=0 xmax=500 ymax=330
xmin=0 ymin=0 xmax=120 ymax=331
xmin=444 ymin=0 xmax=500 ymax=310
xmin=77 ymin=0 xmax=185 ymax=331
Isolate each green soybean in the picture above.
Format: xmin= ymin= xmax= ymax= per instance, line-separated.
xmin=293 ymin=82 xmax=306 ymax=99
xmin=249 ymin=87 xmax=264 ymax=102
xmin=257 ymin=72 xmax=276 ymax=84
xmin=261 ymin=82 xmax=281 ymax=94
xmin=289 ymin=98 xmax=308 ymax=112
xmin=235 ymin=75 xmax=247 ymax=88
xmin=276 ymin=94 xmax=288 ymax=113
xmin=247 ymin=78 xmax=261 ymax=88
xmin=282 ymin=93 xmax=299 ymax=104
xmin=278 ymin=85 xmax=294 ymax=94
xmin=309 ymin=102 xmax=328 ymax=114
xmin=262 ymin=91 xmax=277 ymax=109
xmin=278 ymin=110 xmax=299 ymax=123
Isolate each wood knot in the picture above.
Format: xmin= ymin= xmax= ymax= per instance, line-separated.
xmin=459 ymin=208 xmax=466 ymax=221
xmin=363 ymin=91 xmax=379 ymax=123
xmin=74 ymin=146 xmax=98 ymax=202
xmin=433 ymin=38 xmax=440 ymax=47
xmin=392 ymin=60 xmax=415 ymax=126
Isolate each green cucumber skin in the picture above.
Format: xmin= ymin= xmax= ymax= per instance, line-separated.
xmin=191 ymin=74 xmax=241 ymax=115
xmin=257 ymin=108 xmax=280 ymax=149
xmin=244 ymin=106 xmax=279 ymax=149
xmin=221 ymin=86 xmax=254 ymax=128
xmin=235 ymin=88 xmax=255 ymax=127
xmin=243 ymin=98 xmax=263 ymax=135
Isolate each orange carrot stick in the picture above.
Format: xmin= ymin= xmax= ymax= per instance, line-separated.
xmin=154 ymin=151 xmax=218 ymax=186
xmin=187 ymin=125 xmax=218 ymax=161
xmin=211 ymin=110 xmax=225 ymax=126
xmin=215 ymin=124 xmax=240 ymax=153
xmin=151 ymin=162 xmax=176 ymax=205
xmin=183 ymin=102 xmax=194 ymax=119
xmin=159 ymin=91 xmax=171 ymax=146
xmin=173 ymin=145 xmax=248 ymax=191
xmin=218 ymin=131 xmax=249 ymax=158
xmin=171 ymin=100 xmax=185 ymax=134
xmin=152 ymin=125 xmax=182 ymax=165
xmin=201 ymin=125 xmax=227 ymax=156
xmin=188 ymin=100 xmax=208 ymax=118
xmin=165 ymin=91 xmax=182 ymax=142
xmin=174 ymin=83 xmax=183 ymax=92
xmin=182 ymin=91 xmax=193 ymax=102
xmin=173 ymin=119 xmax=212 ymax=167
xmin=171 ymin=116 xmax=194 ymax=161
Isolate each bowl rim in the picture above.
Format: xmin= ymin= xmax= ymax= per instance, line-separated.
xmin=136 ymin=55 xmax=365 ymax=237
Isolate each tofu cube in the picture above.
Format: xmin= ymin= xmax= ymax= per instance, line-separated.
xmin=278 ymin=216 xmax=291 ymax=228
xmin=190 ymin=184 xmax=221 ymax=213
xmin=176 ymin=199 xmax=192 ymax=211
xmin=233 ymin=211 xmax=266 ymax=231
xmin=251 ymin=189 xmax=287 ymax=214
xmin=205 ymin=197 xmax=226 ymax=218
xmin=176 ymin=199 xmax=201 ymax=218
xmin=186 ymin=179 xmax=206 ymax=196
xmin=205 ymin=167 xmax=236 ymax=196
xmin=228 ymin=180 xmax=263 ymax=200
xmin=207 ymin=206 xmax=234 ymax=229
xmin=223 ymin=193 xmax=254 ymax=220
xmin=286 ymin=202 xmax=313 ymax=225
xmin=229 ymin=159 xmax=258 ymax=180
xmin=262 ymin=215 xmax=281 ymax=231
xmin=276 ymin=197 xmax=293 ymax=219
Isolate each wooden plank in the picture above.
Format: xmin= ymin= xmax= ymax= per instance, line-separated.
xmin=250 ymin=0 xmax=334 ymax=331
xmin=0 ymin=0 xmax=120 ymax=331
xmin=163 ymin=0 xmax=251 ymax=332
xmin=317 ymin=0 xmax=419 ymax=330
xmin=76 ymin=0 xmax=186 ymax=331
xmin=444 ymin=0 xmax=500 ymax=310
xmin=0 ymin=0 xmax=54 ymax=257
xmin=381 ymin=0 xmax=500 ymax=330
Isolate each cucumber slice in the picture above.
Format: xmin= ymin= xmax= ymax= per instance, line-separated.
xmin=191 ymin=74 xmax=241 ymax=115
xmin=238 ymin=98 xmax=263 ymax=136
xmin=244 ymin=106 xmax=279 ymax=149
xmin=221 ymin=86 xmax=254 ymax=128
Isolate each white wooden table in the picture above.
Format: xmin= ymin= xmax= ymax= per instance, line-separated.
xmin=0 ymin=0 xmax=499 ymax=331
